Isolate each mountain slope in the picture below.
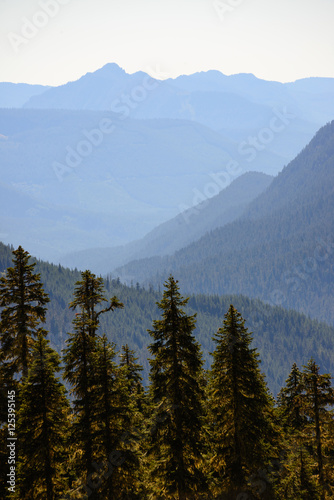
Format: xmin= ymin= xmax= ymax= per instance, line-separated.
xmin=116 ymin=121 xmax=334 ymax=325
xmin=59 ymin=171 xmax=273 ymax=274
xmin=1 ymin=241 xmax=333 ymax=396
xmin=0 ymin=82 xmax=50 ymax=108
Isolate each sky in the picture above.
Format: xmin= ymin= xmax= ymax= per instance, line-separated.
xmin=0 ymin=0 xmax=334 ymax=86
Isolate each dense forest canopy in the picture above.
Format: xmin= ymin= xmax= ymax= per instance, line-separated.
xmin=0 ymin=247 xmax=333 ymax=498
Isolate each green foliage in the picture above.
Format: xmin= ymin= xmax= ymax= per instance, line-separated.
xmin=207 ymin=305 xmax=278 ymax=497
xmin=276 ymin=443 xmax=321 ymax=500
xmin=120 ymin=344 xmax=144 ymax=395
xmin=2 ymin=241 xmax=334 ymax=396
xmin=276 ymin=361 xmax=334 ymax=499
xmin=147 ymin=276 xmax=207 ymax=499
xmin=0 ymin=246 xmax=50 ymax=380
xmin=69 ymin=270 xmax=124 ymax=338
xmin=63 ymin=312 xmax=97 ymax=485
xmin=63 ymin=270 xmax=140 ymax=499
xmin=302 ymin=359 xmax=334 ymax=499
xmin=93 ymin=335 xmax=140 ymax=499
xmin=0 ymin=241 xmax=332 ymax=399
xmin=277 ymin=363 xmax=306 ymax=430
xmin=0 ymin=245 xmax=333 ymax=499
xmin=16 ymin=332 xmax=70 ymax=500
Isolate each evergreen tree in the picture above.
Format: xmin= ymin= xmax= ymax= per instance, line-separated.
xmin=302 ymin=359 xmax=334 ymax=499
xmin=120 ymin=344 xmax=144 ymax=397
xmin=208 ymin=304 xmax=277 ymax=497
xmin=16 ymin=332 xmax=70 ymax=500
xmin=119 ymin=344 xmax=149 ymax=498
xmin=147 ymin=276 xmax=206 ymax=499
xmin=93 ymin=335 xmax=140 ymax=499
xmin=275 ymin=444 xmax=321 ymax=500
xmin=277 ymin=362 xmax=306 ymax=430
xmin=0 ymin=246 xmax=50 ymax=380
xmin=69 ymin=269 xmax=123 ymax=338
xmin=276 ymin=363 xmax=321 ymax=499
xmin=63 ymin=312 xmax=98 ymax=498
xmin=63 ymin=270 xmax=124 ymax=499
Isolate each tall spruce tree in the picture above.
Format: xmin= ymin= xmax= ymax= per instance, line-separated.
xmin=275 ymin=444 xmax=321 ymax=500
xmin=208 ymin=304 xmax=277 ymax=498
xmin=120 ymin=344 xmax=144 ymax=398
xmin=276 ymin=363 xmax=320 ymax=500
xmin=0 ymin=246 xmax=50 ymax=381
xmin=69 ymin=270 xmax=123 ymax=338
xmin=147 ymin=276 xmax=206 ymax=500
xmin=302 ymin=359 xmax=334 ymax=500
xmin=63 ymin=270 xmax=124 ymax=500
xmin=93 ymin=335 xmax=140 ymax=499
xmin=16 ymin=332 xmax=70 ymax=500
xmin=63 ymin=312 xmax=98 ymax=498
xmin=119 ymin=345 xmax=150 ymax=498
xmin=277 ymin=363 xmax=306 ymax=430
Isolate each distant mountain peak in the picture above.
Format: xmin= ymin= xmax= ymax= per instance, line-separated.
xmin=84 ymin=62 xmax=127 ymax=79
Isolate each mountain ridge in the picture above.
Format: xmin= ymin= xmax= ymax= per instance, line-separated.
xmin=59 ymin=171 xmax=273 ymax=274
xmin=115 ymin=121 xmax=334 ymax=325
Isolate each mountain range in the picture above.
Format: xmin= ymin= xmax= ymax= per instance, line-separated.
xmin=59 ymin=171 xmax=273 ymax=273
xmin=115 ymin=120 xmax=334 ymax=326
xmin=1 ymin=63 xmax=334 ymax=395
xmin=1 ymin=64 xmax=334 ymax=263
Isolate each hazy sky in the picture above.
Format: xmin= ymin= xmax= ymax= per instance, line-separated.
xmin=1 ymin=0 xmax=333 ymax=85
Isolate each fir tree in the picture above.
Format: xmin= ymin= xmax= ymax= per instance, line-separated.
xmin=16 ymin=332 xmax=70 ymax=500
xmin=147 ymin=276 xmax=206 ymax=500
xmin=276 ymin=363 xmax=319 ymax=499
xmin=120 ymin=344 xmax=144 ymax=397
xmin=275 ymin=444 xmax=321 ymax=500
xmin=63 ymin=312 xmax=99 ymax=499
xmin=277 ymin=362 xmax=306 ymax=430
xmin=69 ymin=269 xmax=123 ymax=337
xmin=63 ymin=270 xmax=124 ymax=499
xmin=93 ymin=335 xmax=140 ymax=499
xmin=0 ymin=246 xmax=50 ymax=381
xmin=302 ymin=359 xmax=334 ymax=499
xmin=208 ymin=304 xmax=277 ymax=497
xmin=119 ymin=344 xmax=149 ymax=498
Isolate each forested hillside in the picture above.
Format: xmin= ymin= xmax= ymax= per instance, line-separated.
xmin=60 ymin=171 xmax=273 ymax=274
xmin=1 ymin=242 xmax=333 ymax=396
xmin=117 ymin=121 xmax=334 ymax=325
xmin=1 ymin=246 xmax=333 ymax=499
